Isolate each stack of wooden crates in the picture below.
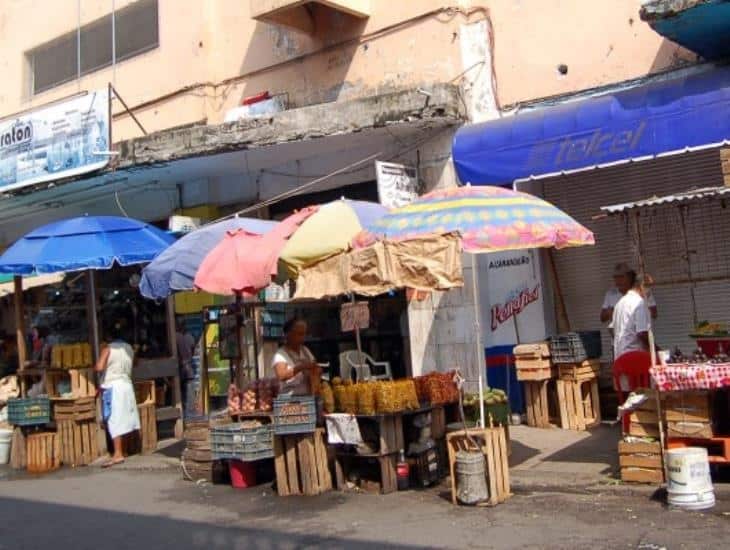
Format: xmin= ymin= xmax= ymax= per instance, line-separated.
xmin=550 ymin=332 xmax=602 ymax=431
xmin=620 ymin=389 xmax=664 ymax=484
xmin=514 ymin=342 xmax=555 ymax=428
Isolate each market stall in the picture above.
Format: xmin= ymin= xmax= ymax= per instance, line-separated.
xmin=597 ymin=186 xmax=730 ymax=505
xmin=0 ymin=216 xmax=176 ymax=471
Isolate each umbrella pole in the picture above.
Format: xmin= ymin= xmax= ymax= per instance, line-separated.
xmin=13 ymin=276 xmax=27 ymax=374
xmin=351 ymin=294 xmax=363 ymax=357
xmin=470 ymin=254 xmax=486 ymax=430
xmin=87 ymin=270 xmax=100 ymax=362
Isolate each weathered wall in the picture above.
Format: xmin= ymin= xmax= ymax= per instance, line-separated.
xmin=0 ymin=1 xmax=697 ymax=142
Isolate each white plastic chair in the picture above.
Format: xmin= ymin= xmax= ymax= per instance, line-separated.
xmin=339 ymin=350 xmax=392 ymax=382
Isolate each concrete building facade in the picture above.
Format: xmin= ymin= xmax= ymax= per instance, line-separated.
xmin=0 ymin=1 xmax=704 ymax=385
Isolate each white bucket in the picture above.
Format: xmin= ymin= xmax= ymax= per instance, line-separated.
xmin=666 ymin=447 xmax=715 ymax=510
xmin=0 ymin=428 xmax=12 ymax=465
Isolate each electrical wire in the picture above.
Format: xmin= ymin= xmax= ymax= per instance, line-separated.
xmin=111 ymin=5 xmax=494 ymax=118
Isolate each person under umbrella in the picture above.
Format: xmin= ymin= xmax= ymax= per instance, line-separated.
xmin=96 ymin=321 xmax=140 ymax=468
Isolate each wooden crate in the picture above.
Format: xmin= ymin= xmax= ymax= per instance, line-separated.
xmin=58 ymin=418 xmax=101 ymax=467
xmin=556 ymin=377 xmax=601 ymax=431
xmin=619 ymin=440 xmax=664 ymax=484
xmin=46 ymin=368 xmax=96 ymax=398
xmin=53 ymin=397 xmax=96 ymax=422
xmin=124 ymin=403 xmax=159 ymax=455
xmin=26 ymin=432 xmax=60 ymax=474
xmin=515 ymin=359 xmax=556 ymax=382
xmin=524 ymin=380 xmax=553 ymax=428
xmin=446 ymin=426 xmax=511 ymax=506
xmin=334 ymin=452 xmax=398 ymax=494
xmin=274 ymin=428 xmax=332 ymax=496
xmin=513 ymin=342 xmax=550 ymax=357
xmin=664 ymin=391 xmax=711 ymax=423
xmin=514 ymin=342 xmax=553 ymax=382
xmin=557 ymin=360 xmax=600 ymax=382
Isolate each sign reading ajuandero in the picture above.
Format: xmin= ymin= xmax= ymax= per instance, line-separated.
xmin=0 ymin=89 xmax=110 ymax=192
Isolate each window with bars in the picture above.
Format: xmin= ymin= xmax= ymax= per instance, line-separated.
xmin=26 ymin=0 xmax=159 ymax=95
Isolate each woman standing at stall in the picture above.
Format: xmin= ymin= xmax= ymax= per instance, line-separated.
xmin=273 ymin=318 xmax=319 ymax=396
xmin=96 ymin=323 xmax=141 ymax=467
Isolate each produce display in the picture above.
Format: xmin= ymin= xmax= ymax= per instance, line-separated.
xmin=414 ymin=371 xmax=459 ymax=405
xmin=330 ymin=378 xmax=426 ymax=415
xmin=463 ymin=387 xmax=508 ymax=407
xmin=321 ymin=382 xmax=335 ymax=413
xmin=50 ymin=343 xmax=93 ymax=369
xmin=226 ymin=378 xmax=280 ymax=414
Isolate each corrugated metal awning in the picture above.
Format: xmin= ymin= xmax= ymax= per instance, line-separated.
xmin=600 ymin=186 xmax=730 ymax=215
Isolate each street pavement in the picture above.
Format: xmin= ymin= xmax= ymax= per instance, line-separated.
xmin=0 ymin=426 xmax=729 ymax=549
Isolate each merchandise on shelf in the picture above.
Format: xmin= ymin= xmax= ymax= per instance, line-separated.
xmin=50 ymin=342 xmax=93 ymax=369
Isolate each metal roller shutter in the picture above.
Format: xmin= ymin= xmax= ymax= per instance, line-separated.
xmin=521 ymin=148 xmax=727 ymax=359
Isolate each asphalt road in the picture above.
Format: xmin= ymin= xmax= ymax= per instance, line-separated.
xmin=1 ymin=464 xmax=729 ymax=549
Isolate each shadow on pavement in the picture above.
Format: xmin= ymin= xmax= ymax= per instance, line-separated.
xmin=0 ymin=495 xmax=436 ymax=550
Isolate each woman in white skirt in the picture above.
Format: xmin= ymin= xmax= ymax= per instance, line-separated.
xmin=96 ymin=325 xmax=140 ymax=468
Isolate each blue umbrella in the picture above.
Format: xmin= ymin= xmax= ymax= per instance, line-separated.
xmin=0 ymin=216 xmax=175 ymax=275
xmin=140 ymin=216 xmax=277 ymax=299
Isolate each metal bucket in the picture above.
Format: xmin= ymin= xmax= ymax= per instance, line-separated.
xmin=455 ymin=450 xmax=488 ymax=505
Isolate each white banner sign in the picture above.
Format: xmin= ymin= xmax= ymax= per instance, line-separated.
xmin=480 ymin=251 xmax=547 ymax=347
xmin=375 ymin=161 xmax=418 ymax=208
xmin=0 ymin=89 xmax=110 ymax=192
xmin=340 ymin=301 xmax=370 ymax=332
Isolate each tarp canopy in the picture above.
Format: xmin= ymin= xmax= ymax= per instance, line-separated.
xmin=453 ymin=66 xmax=730 ymax=185
xmin=293 ymin=233 xmax=463 ymax=300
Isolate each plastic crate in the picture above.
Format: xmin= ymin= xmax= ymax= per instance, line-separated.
xmin=7 ymin=397 xmax=51 ymax=426
xmin=549 ymin=331 xmax=602 ymax=363
xmin=409 ymin=447 xmax=442 ymax=488
xmin=210 ymin=423 xmax=274 ymax=461
xmin=273 ymin=395 xmax=316 ymax=435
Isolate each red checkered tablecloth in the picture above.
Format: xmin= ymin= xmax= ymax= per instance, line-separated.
xmin=650 ymin=363 xmax=730 ymax=392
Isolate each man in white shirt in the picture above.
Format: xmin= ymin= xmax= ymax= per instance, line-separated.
xmin=601 ymin=262 xmax=657 ymax=324
xmin=612 ymin=271 xmax=652 ymax=360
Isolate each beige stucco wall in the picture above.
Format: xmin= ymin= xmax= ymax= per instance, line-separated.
xmin=0 ymin=1 xmax=696 ymax=142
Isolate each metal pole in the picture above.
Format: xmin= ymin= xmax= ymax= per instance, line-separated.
xmin=470 ymin=254 xmax=486 ymax=429
xmin=87 ymin=270 xmax=100 ymax=361
xmin=13 ymin=276 xmax=27 ymax=370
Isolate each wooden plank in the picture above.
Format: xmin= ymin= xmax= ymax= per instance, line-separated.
xmin=156 ymin=406 xmax=181 ymax=422
xmin=538 ymin=380 xmax=550 ymax=428
xmin=572 ymin=381 xmax=585 ymax=431
xmin=394 ymin=414 xmax=404 ymax=453
xmin=618 ymin=441 xmax=661 ymax=454
xmin=484 ymin=430 xmax=499 ymax=505
xmin=313 ymin=429 xmax=332 ymax=491
xmin=590 ymin=379 xmax=602 ymax=424
xmin=525 ymin=383 xmax=536 ymax=427
xmin=133 ymin=358 xmax=178 ymax=380
xmin=334 ymin=456 xmax=345 ymax=491
xmin=273 ymin=436 xmax=289 ymax=496
xmin=621 ymin=467 xmax=664 ymax=484
xmin=619 ymin=454 xmax=663 ymax=469
xmin=556 ymin=380 xmax=569 ymax=430
xmin=379 ymin=455 xmax=397 ymax=494
xmin=447 ymin=433 xmax=458 ymax=505
xmin=629 ymin=422 xmax=661 ymax=438
xmin=298 ymin=435 xmax=316 ymax=495
xmin=629 ymin=410 xmax=659 ymax=424
xmin=284 ymin=436 xmax=300 ymax=495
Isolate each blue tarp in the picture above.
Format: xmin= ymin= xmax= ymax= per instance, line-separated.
xmin=453 ymin=66 xmax=730 ymax=185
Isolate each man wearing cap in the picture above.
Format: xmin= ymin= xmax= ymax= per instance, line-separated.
xmin=600 ymin=262 xmax=657 ymax=325
xmin=612 ymin=271 xmax=652 ymax=360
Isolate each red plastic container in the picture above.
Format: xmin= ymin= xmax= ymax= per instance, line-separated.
xmin=229 ymin=460 xmax=256 ymax=489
